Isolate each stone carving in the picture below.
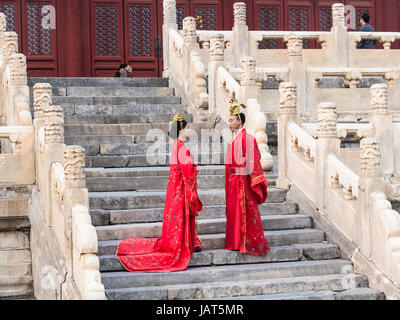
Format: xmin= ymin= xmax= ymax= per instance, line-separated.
xmin=64 ymin=146 xmax=86 ymax=189
xmin=285 ymin=34 xmax=303 ymax=61
xmin=163 ymin=0 xmax=177 ymax=25
xmin=210 ymin=34 xmax=224 ymax=61
xmin=33 ymin=83 xmax=53 ymax=121
xmin=233 ymin=2 xmax=247 ymax=26
xmin=15 ymin=93 xmax=32 ymax=126
xmin=384 ymin=71 xmax=397 ymax=89
xmin=9 ymin=53 xmax=27 ymax=87
xmin=279 ymin=82 xmax=297 ymax=114
xmin=344 ymin=71 xmax=362 ymax=88
xmin=371 ymin=84 xmax=389 ymax=115
xmin=0 ymin=13 xmax=6 ymax=50
xmin=332 ymin=3 xmax=345 ymax=27
xmin=240 ymin=57 xmax=256 ymax=86
xmin=2 ymin=32 xmax=18 ymax=62
xmin=317 ymin=102 xmax=337 ymax=138
xmin=183 ymin=17 xmax=196 ymax=44
xmin=360 ymin=138 xmax=382 ymax=177
xmin=51 ymin=162 xmax=65 ymax=202
xmin=379 ymin=35 xmax=395 ymax=51
xmin=43 ymin=105 xmax=64 ymax=145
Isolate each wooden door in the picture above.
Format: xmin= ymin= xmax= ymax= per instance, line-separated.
xmin=90 ymin=0 xmax=124 ymax=77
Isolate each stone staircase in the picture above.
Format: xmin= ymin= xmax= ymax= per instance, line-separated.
xmin=0 ymin=187 xmax=34 ymax=300
xmin=27 ymin=77 xmax=385 ymax=300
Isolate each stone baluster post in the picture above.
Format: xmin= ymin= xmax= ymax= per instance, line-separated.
xmin=370 ymin=84 xmax=394 ymax=177
xmin=182 ymin=17 xmax=198 ymax=95
xmin=33 ymin=83 xmax=52 ymax=178
xmin=238 ymin=57 xmax=273 ymax=170
xmin=232 ymin=2 xmax=250 ymax=67
xmin=162 ymin=0 xmax=177 ymax=77
xmin=332 ymin=3 xmax=349 ymax=67
xmin=0 ymin=13 xmax=6 ymax=123
xmin=1 ymin=32 xmax=18 ymax=125
xmin=208 ymin=34 xmax=225 ymax=114
xmin=276 ymin=83 xmax=298 ymax=189
xmin=358 ymin=138 xmax=384 ymax=258
xmin=285 ymin=34 xmax=306 ymax=116
xmin=315 ymin=102 xmax=340 ymax=211
xmin=64 ymin=146 xmax=89 ymax=273
xmin=37 ymin=105 xmax=65 ymax=230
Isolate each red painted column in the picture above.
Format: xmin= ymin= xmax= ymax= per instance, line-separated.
xmin=57 ymin=0 xmax=92 ymax=76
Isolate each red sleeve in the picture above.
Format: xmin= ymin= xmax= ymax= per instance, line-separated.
xmin=178 ymin=141 xmax=203 ymax=215
xmin=246 ymin=134 xmax=268 ymax=204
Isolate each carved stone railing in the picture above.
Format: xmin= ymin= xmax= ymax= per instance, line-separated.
xmin=163 ymin=1 xmax=274 ymax=170
xmin=166 ymin=16 xmax=209 ymax=122
xmin=0 ymin=13 xmax=34 ymax=186
xmin=277 ymin=82 xmax=400 ymax=299
xmin=30 ymin=84 xmax=106 ymax=300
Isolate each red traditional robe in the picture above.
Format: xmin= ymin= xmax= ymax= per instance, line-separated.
xmin=224 ymin=128 xmax=270 ymax=255
xmin=116 ymin=138 xmax=203 ymax=272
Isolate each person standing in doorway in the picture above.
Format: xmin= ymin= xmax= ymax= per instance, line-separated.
xmin=356 ymin=12 xmax=376 ymax=49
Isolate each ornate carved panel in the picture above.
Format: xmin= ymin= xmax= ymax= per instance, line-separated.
xmin=176 ymin=6 xmax=184 ymax=30
xmin=26 ymin=2 xmax=52 ymax=55
xmin=128 ymin=5 xmax=152 ymax=56
xmin=257 ymin=6 xmax=279 ymax=49
xmin=194 ymin=6 xmax=217 ymax=30
xmin=288 ymin=6 xmax=311 ymax=48
xmin=95 ymin=3 xmax=119 ymax=56
xmin=0 ymin=2 xmax=16 ymax=31
xmin=319 ymin=7 xmax=332 ymax=31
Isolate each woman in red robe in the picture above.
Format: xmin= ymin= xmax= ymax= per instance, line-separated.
xmin=116 ymin=114 xmax=203 ymax=272
xmin=224 ymin=103 xmax=270 ymax=255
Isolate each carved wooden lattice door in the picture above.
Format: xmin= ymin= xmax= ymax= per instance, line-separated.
xmin=22 ymin=0 xmax=58 ymax=76
xmin=90 ymin=0 xmax=160 ymax=77
xmin=0 ymin=0 xmax=57 ymax=76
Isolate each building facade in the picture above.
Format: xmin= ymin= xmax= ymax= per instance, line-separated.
xmin=0 ymin=0 xmax=398 ymax=77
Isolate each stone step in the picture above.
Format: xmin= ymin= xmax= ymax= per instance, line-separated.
xmin=0 ymin=281 xmax=33 ymax=299
xmin=98 ymin=229 xmax=325 ymax=255
xmin=64 ymin=114 xmax=193 ymax=125
xmin=90 ymin=202 xmax=292 ymax=226
xmin=104 ymin=272 xmax=368 ymax=300
xmin=84 ymin=165 xmax=277 ymax=179
xmin=85 ymin=153 xmax=227 ymax=168
xmin=88 ymin=188 xmax=286 ymax=210
xmin=0 ymin=250 xmax=32 ymax=266
xmin=99 ymin=244 xmax=341 ymax=272
xmin=205 ymin=288 xmax=385 ymax=300
xmin=35 ymin=104 xmax=187 ymax=118
xmin=86 ymin=175 xmax=227 ymax=192
xmin=101 ymin=259 xmax=353 ymax=290
xmin=64 ymin=123 xmax=214 ymax=136
xmin=71 ymin=104 xmax=186 ymax=117
xmin=84 ymin=165 xmax=227 ymax=178
xmin=60 ymin=86 xmax=174 ymax=97
xmin=52 ymin=96 xmax=181 ymax=106
xmin=96 ymin=215 xmax=313 ymax=241
xmin=0 ymin=263 xmax=32 ymax=277
xmin=0 ymin=232 xmax=30 ymax=250
xmin=28 ymin=77 xmax=169 ymax=88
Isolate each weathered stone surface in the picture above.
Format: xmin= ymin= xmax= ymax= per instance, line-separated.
xmin=0 ymin=232 xmax=29 ymax=250
xmin=89 ymin=188 xmax=286 ymax=211
xmin=105 ymin=273 xmax=368 ymax=300
xmin=89 ymin=202 xmax=295 ymax=226
xmin=97 ymin=229 xmax=326 ymax=255
xmin=101 ymin=259 xmax=353 ymax=289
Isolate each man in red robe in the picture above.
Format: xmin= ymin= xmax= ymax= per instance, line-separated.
xmin=224 ymin=101 xmax=270 ymax=255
